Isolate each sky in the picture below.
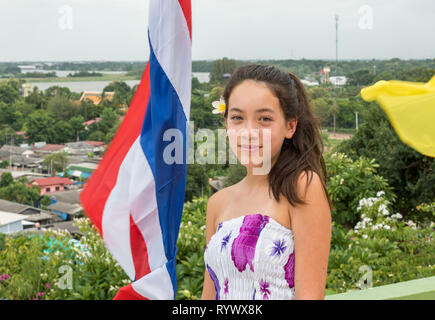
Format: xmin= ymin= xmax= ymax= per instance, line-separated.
xmin=0 ymin=0 xmax=434 ymax=62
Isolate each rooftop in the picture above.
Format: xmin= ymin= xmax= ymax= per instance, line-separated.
xmin=48 ymin=202 xmax=82 ymax=215
xmin=0 ymin=210 xmax=27 ymax=225
xmin=79 ymin=91 xmax=114 ymax=105
xmin=32 ymin=144 xmax=66 ymax=152
xmin=50 ymin=189 xmax=82 ymax=205
xmin=31 ymin=177 xmax=74 ymax=187
xmin=0 ymin=199 xmax=41 ymax=215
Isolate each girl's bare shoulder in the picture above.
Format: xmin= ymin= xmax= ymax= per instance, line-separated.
xmin=207 ymin=183 xmax=238 ymax=213
xmin=206 ymin=183 xmax=241 ymax=232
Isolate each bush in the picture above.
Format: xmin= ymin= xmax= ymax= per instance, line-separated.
xmin=176 ymin=197 xmax=207 ymax=300
xmin=326 ymin=191 xmax=435 ymax=294
xmin=325 ymin=152 xmax=396 ymax=228
xmin=335 ymin=102 xmax=435 ymax=220
xmin=0 ymin=219 xmax=130 ymax=300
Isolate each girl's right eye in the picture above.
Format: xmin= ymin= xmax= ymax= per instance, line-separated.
xmin=230 ymin=115 xmax=243 ymax=121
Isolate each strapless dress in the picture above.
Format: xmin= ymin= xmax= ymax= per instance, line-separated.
xmin=203 ymin=213 xmax=295 ymax=300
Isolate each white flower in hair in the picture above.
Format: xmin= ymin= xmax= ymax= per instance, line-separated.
xmin=212 ymin=98 xmax=226 ymax=114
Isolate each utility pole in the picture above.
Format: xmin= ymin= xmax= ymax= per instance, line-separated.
xmin=335 ymin=14 xmax=339 ymax=73
xmin=355 ymin=111 xmax=359 ymax=129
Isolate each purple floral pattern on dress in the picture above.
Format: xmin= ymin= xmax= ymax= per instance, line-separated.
xmin=224 ymin=278 xmax=229 ymax=295
xmin=206 ymin=264 xmax=220 ymax=300
xmin=221 ymin=231 xmax=232 ymax=252
xmin=259 ymin=280 xmax=270 ymax=300
xmin=284 ymin=251 xmax=295 ymax=289
xmin=270 ymin=239 xmax=287 ymax=257
xmin=231 ymin=214 xmax=269 ymax=272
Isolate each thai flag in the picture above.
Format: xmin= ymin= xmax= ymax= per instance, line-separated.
xmin=80 ymin=0 xmax=192 ymax=300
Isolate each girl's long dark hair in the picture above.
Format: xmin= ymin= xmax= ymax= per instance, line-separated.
xmin=223 ymin=64 xmax=332 ymax=209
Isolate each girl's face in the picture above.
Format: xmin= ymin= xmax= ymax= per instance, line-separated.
xmin=226 ymin=80 xmax=297 ymax=172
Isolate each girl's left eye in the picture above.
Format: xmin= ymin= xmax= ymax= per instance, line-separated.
xmin=260 ymin=117 xmax=272 ymax=122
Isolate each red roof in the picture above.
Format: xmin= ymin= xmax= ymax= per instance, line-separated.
xmin=32 ymin=177 xmax=74 ymax=187
xmin=83 ymin=117 xmax=102 ymax=127
xmin=85 ymin=140 xmax=106 ymax=147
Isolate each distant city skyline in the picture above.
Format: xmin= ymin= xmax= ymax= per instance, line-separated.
xmin=0 ymin=0 xmax=434 ymax=62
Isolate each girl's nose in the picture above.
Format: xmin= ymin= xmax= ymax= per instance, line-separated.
xmin=240 ymin=121 xmax=260 ymax=143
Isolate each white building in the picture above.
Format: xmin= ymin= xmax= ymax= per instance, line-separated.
xmin=329 ymin=76 xmax=347 ymax=86
xmin=17 ymin=65 xmax=37 ymax=73
xmin=0 ymin=211 xmax=28 ymax=234
xmin=301 ymin=79 xmax=320 ymax=86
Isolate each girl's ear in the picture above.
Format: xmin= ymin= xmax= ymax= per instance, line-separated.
xmin=285 ymin=119 xmax=298 ymax=139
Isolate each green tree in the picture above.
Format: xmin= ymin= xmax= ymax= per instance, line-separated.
xmin=46 ymin=94 xmax=77 ymax=121
xmin=44 ymin=86 xmax=72 ymax=99
xmin=53 ymin=120 xmax=74 ymax=143
xmin=0 ymin=183 xmax=41 ymax=206
xmin=42 ymin=152 xmax=69 ymax=174
xmin=25 ymin=87 xmax=45 ymax=109
xmin=0 ymin=160 xmax=9 ymax=168
xmin=0 ymin=126 xmax=23 ymax=147
xmin=99 ymin=108 xmax=119 ymax=134
xmin=0 ymin=172 xmax=13 ymax=188
xmin=0 ymin=79 xmax=20 ymax=104
xmin=346 ymin=69 xmax=375 ymax=86
xmin=307 ymin=87 xmax=332 ymax=100
xmin=185 ymin=164 xmax=211 ymax=202
xmin=87 ymin=130 xmax=105 ymax=142
xmin=104 ymin=121 xmax=120 ymax=144
xmin=311 ymin=97 xmax=332 ymax=128
xmin=0 ymin=102 xmax=23 ymax=131
xmin=40 ymin=195 xmax=52 ymax=207
xmin=103 ymin=81 xmax=131 ymax=106
xmin=25 ymin=110 xmax=55 ymax=143
xmin=210 ymin=57 xmax=237 ymax=83
xmin=79 ymin=100 xmax=99 ymax=121
xmin=69 ymin=115 xmax=85 ymax=142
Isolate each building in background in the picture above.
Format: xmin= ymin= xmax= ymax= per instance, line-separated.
xmin=0 ymin=211 xmax=27 ymax=234
xmin=29 ymin=177 xmax=74 ymax=195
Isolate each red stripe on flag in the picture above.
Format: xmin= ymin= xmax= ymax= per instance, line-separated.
xmin=178 ymin=0 xmax=192 ymax=41
xmin=130 ymin=214 xmax=151 ymax=279
xmin=113 ymin=284 xmax=149 ymax=300
xmin=80 ymin=64 xmax=151 ymax=235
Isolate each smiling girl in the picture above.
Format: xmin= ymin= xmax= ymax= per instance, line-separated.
xmin=201 ymin=64 xmax=332 ymax=300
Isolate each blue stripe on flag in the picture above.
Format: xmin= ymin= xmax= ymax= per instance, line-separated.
xmin=139 ymin=32 xmax=188 ymax=298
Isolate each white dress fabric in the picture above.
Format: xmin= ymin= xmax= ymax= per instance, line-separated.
xmin=203 ymin=213 xmax=296 ymax=300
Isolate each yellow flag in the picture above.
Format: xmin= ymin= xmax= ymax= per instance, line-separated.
xmin=361 ymin=75 xmax=435 ymax=158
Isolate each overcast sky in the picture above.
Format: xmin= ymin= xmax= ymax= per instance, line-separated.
xmin=0 ymin=0 xmax=434 ymax=62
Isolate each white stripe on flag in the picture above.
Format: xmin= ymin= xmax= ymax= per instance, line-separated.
xmin=131 ymin=263 xmax=174 ymax=300
xmin=102 ymin=137 xmax=166 ymax=279
xmin=148 ymin=0 xmax=192 ymax=120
